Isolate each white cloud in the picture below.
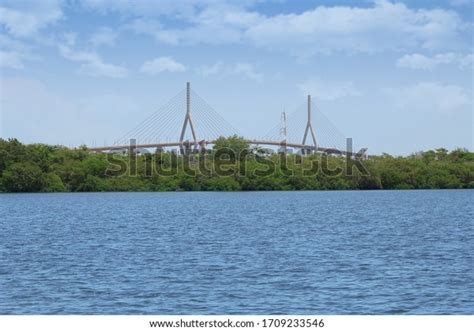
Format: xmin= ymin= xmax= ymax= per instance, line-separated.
xmin=298 ymin=78 xmax=362 ymax=101
xmin=0 ymin=0 xmax=470 ymax=61
xmin=59 ymin=44 xmax=128 ymax=78
xmin=127 ymin=19 xmax=180 ymax=44
xmin=196 ymin=61 xmax=263 ymax=82
xmin=197 ymin=61 xmax=224 ymax=76
xmin=123 ymin=1 xmax=470 ymax=57
xmin=3 ymin=0 xmax=465 ymax=63
xmin=126 ymin=8 xmax=260 ymax=46
xmin=90 ymin=27 xmax=118 ymax=47
xmin=0 ymin=33 xmax=35 ymax=69
xmin=459 ymin=54 xmax=474 ymax=69
xmin=78 ymin=0 xmax=262 ymax=20
xmin=140 ymin=57 xmax=186 ymax=74
xmin=79 ymin=0 xmax=212 ymax=18
xmin=232 ymin=63 xmax=262 ymax=82
xmin=397 ymin=53 xmax=473 ymax=70
xmin=397 ymin=53 xmax=455 ymax=70
xmin=383 ymin=82 xmax=470 ymax=113
xmin=245 ymin=1 xmax=468 ymax=55
xmin=0 ymin=1 xmax=62 ymax=37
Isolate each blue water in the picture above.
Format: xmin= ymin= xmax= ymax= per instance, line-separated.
xmin=0 ymin=191 xmax=473 ymax=314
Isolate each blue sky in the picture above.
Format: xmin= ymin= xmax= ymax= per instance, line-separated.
xmin=0 ymin=0 xmax=472 ymax=155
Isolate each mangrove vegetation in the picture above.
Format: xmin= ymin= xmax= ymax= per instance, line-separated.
xmin=0 ymin=137 xmax=473 ymax=192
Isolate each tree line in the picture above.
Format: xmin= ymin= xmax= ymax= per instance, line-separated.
xmin=0 ymin=137 xmax=473 ymax=192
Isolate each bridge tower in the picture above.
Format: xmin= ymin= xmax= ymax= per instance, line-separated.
xmin=280 ymin=111 xmax=287 ymax=143
xmin=302 ymin=94 xmax=317 ymax=153
xmin=179 ymin=82 xmax=198 ymax=154
xmin=279 ymin=111 xmax=288 ymax=153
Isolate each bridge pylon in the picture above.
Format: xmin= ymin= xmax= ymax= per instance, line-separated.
xmin=279 ymin=111 xmax=288 ymax=153
xmin=179 ymin=82 xmax=198 ymax=154
xmin=301 ymin=94 xmax=317 ymax=153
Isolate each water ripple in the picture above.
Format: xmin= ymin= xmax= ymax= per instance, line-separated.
xmin=0 ymin=190 xmax=473 ymax=314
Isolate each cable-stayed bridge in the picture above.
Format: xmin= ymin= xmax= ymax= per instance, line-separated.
xmin=89 ymin=82 xmax=363 ymax=156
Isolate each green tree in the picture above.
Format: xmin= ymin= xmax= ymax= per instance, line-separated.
xmin=77 ymin=175 xmax=107 ymax=192
xmin=203 ymin=176 xmax=240 ymax=191
xmin=213 ymin=135 xmax=251 ymax=160
xmin=42 ymin=173 xmax=66 ymax=192
xmin=0 ymin=138 xmax=473 ymax=192
xmin=1 ymin=162 xmax=44 ymax=192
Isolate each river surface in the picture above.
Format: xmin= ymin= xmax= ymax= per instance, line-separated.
xmin=0 ymin=190 xmax=473 ymax=314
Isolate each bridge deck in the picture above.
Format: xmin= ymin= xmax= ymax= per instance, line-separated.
xmin=88 ymin=140 xmax=360 ymax=157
